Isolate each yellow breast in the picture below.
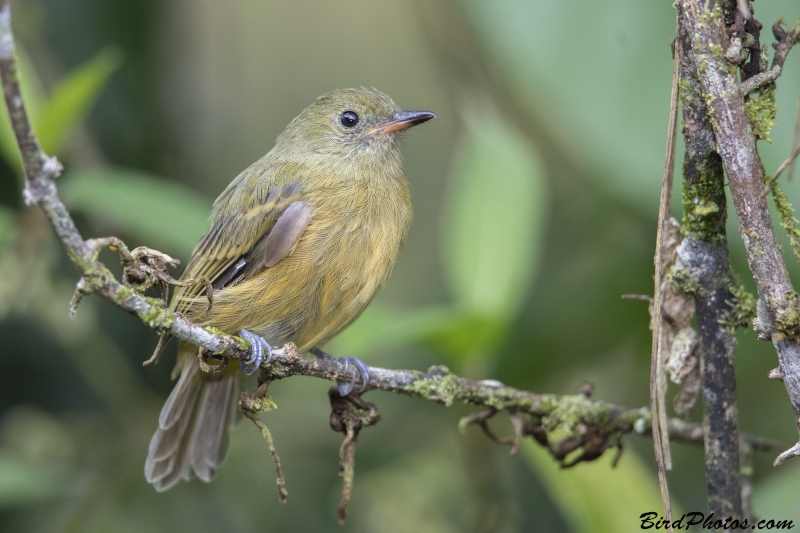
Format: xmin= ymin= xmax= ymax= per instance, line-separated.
xmin=200 ymin=174 xmax=412 ymax=351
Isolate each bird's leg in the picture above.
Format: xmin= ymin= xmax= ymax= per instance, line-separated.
xmin=311 ymin=348 xmax=371 ymax=396
xmin=237 ymin=329 xmax=273 ymax=375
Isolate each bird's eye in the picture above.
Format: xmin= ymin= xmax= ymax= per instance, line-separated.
xmin=340 ymin=111 xmax=359 ymax=128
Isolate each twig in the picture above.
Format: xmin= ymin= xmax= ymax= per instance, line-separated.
xmin=329 ymin=390 xmax=380 ymax=524
xmin=240 ymin=382 xmax=288 ymax=505
xmin=788 ymin=90 xmax=800 ymax=183
xmin=459 ymin=408 xmax=523 ymax=454
xmin=681 ymin=0 xmax=800 ymax=466
xmin=621 ymin=294 xmax=653 ymax=302
xmin=762 ymin=146 xmax=800 ymax=199
xmin=740 ymin=21 xmax=800 ymax=94
xmin=242 ymin=409 xmax=288 ymax=504
xmin=648 ymin=33 xmax=681 ymax=529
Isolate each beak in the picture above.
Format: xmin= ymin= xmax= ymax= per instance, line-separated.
xmin=368 ymin=110 xmax=436 ymax=135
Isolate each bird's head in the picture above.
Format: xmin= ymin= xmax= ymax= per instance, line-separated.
xmin=274 ymin=87 xmax=435 ymax=176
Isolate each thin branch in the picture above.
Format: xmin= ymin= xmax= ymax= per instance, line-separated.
xmin=681 ymin=0 xmax=800 ymax=465
xmin=241 ymin=404 xmax=288 ymax=505
xmin=649 ymin=33 xmax=681 ymax=529
xmin=788 ymin=90 xmax=800 ymax=183
xmin=740 ymin=21 xmax=800 ymax=94
xmin=774 ymin=146 xmax=800 ymax=183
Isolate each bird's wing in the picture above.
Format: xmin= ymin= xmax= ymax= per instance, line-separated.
xmin=171 ymin=165 xmax=312 ymax=316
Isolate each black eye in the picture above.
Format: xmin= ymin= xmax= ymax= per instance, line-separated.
xmin=340 ymin=111 xmax=359 ymax=128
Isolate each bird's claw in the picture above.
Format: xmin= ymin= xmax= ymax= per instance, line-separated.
xmin=237 ymin=329 xmax=272 ymax=375
xmin=311 ymin=349 xmax=370 ymax=396
xmin=338 ymin=357 xmax=370 ymax=396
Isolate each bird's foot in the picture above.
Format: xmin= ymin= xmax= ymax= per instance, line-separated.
xmin=237 ymin=329 xmax=273 ymax=375
xmin=311 ymin=348 xmax=370 ymax=396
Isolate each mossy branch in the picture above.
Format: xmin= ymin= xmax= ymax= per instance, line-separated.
xmin=681 ymin=0 xmax=800 ymax=467
xmin=676 ymin=6 xmax=744 ymax=517
xmin=739 ymin=20 xmax=800 ymax=95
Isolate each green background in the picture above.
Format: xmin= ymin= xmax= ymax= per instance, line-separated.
xmin=1 ymin=0 xmax=799 ymax=531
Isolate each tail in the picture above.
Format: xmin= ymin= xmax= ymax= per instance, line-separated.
xmin=145 ymin=348 xmax=240 ymax=491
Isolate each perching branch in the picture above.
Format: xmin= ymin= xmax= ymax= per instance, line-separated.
xmin=680 ymin=0 xmax=800 ymax=466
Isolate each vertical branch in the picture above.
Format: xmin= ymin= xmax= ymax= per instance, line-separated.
xmin=682 ymin=0 xmax=800 ymax=465
xmin=675 ymin=11 xmax=742 ymax=517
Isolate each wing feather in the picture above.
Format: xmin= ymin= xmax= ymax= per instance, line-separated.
xmin=170 ymin=164 xmax=307 ymax=316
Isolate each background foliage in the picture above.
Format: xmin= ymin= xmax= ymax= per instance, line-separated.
xmin=1 ymin=0 xmax=799 ymax=531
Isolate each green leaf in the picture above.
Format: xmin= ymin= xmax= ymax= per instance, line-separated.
xmin=0 ymin=206 xmax=15 ymax=255
xmin=459 ymin=0 xmax=676 ymax=211
xmin=443 ymin=102 xmax=547 ymax=323
xmin=419 ymin=311 xmax=504 ymax=361
xmin=60 ymin=168 xmax=211 ymax=259
xmin=36 ymin=47 xmax=121 ymax=155
xmin=330 ymin=304 xmax=458 ymax=358
xmin=522 ymin=441 xmax=677 ymax=533
xmin=0 ymin=454 xmax=70 ymax=508
xmin=752 ymin=460 xmax=800 ymax=526
xmin=0 ymin=47 xmax=117 ymax=176
xmin=0 ymin=46 xmax=47 ymax=174
xmin=331 ymin=304 xmax=507 ymax=362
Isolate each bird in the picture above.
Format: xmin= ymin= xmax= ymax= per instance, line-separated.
xmin=144 ymin=87 xmax=435 ymax=491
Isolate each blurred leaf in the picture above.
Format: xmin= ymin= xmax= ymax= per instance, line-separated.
xmin=752 ymin=460 xmax=800 ymax=525
xmin=0 ymin=454 xmax=70 ymax=508
xmin=332 ymin=304 xmax=505 ymax=362
xmin=36 ymin=48 xmax=121 ymax=155
xmin=522 ymin=441 xmax=675 ymax=533
xmin=460 ymin=0 xmax=675 ymax=210
xmin=0 ymin=407 xmax=75 ymax=508
xmin=420 ymin=311 xmax=504 ymax=360
xmin=460 ymin=0 xmax=800 ymax=211
xmin=60 ymin=168 xmax=210 ymax=258
xmin=443 ymin=102 xmax=547 ymax=323
xmin=331 ymin=304 xmax=458 ymax=357
xmin=0 ymin=46 xmax=47 ymax=175
xmin=0 ymin=206 xmax=15 ymax=255
xmin=353 ymin=437 xmax=472 ymax=533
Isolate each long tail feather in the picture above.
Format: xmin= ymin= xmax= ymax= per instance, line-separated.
xmin=145 ymin=351 xmax=240 ymax=491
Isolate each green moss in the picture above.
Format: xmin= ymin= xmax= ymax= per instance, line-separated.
xmin=678 ymin=78 xmax=693 ymax=104
xmin=542 ymin=395 xmax=610 ymax=434
xmin=702 ymin=93 xmax=720 ymax=132
xmin=746 ymin=85 xmax=777 ymax=142
xmin=709 ymin=43 xmax=723 ymax=59
xmin=681 ymin=154 xmax=727 ymax=244
xmin=205 ymin=326 xmax=224 ymax=336
xmin=115 ymin=285 xmax=133 ymax=301
xmin=404 ymin=368 xmax=460 ymax=406
xmin=768 ymin=177 xmax=800 ymax=267
xmin=482 ymin=388 xmax=535 ymax=411
xmin=771 ymin=292 xmax=800 ymax=341
xmin=137 ymin=297 xmax=175 ymax=333
xmin=719 ymin=276 xmax=757 ymax=333
xmin=240 ymin=395 xmax=277 ymax=413
xmin=668 ymin=265 xmax=701 ymax=295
